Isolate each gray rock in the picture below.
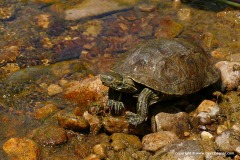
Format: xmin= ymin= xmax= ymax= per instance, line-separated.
xmin=215 ymin=129 xmax=240 ymax=152
xmin=150 ymin=140 xmax=205 ymax=160
xmin=215 ymin=61 xmax=240 ymax=91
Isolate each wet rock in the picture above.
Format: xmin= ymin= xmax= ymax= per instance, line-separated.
xmin=201 ymin=32 xmax=217 ymax=50
xmin=232 ymin=124 xmax=240 ymax=133
xmin=64 ymin=0 xmax=140 ymax=21
xmin=64 ymin=75 xmax=108 ymax=108
xmin=57 ymin=110 xmax=89 ymax=131
xmin=154 ymin=17 xmax=183 ymax=38
xmin=215 ymin=61 xmax=240 ymax=91
xmin=102 ymin=116 xmax=129 ymax=133
xmin=0 ymin=45 xmax=20 ymax=66
xmin=102 ymin=115 xmax=150 ymax=135
xmin=142 ymin=131 xmax=179 ymax=152
xmin=29 ymin=125 xmax=67 ymax=146
xmin=83 ymin=111 xmax=102 ymax=135
xmin=190 ymin=100 xmax=220 ymax=126
xmin=84 ymin=154 xmax=101 ymax=160
xmin=75 ymin=133 xmax=110 ymax=159
xmin=111 ymin=133 xmax=142 ymax=151
xmin=200 ymin=131 xmax=214 ymax=141
xmin=83 ymin=20 xmax=103 ymax=37
xmin=211 ymin=47 xmax=231 ymax=60
xmin=154 ymin=112 xmax=190 ymax=137
xmin=0 ymin=5 xmax=16 ymax=21
xmin=34 ymin=103 xmax=58 ymax=119
xmin=47 ymin=84 xmax=63 ymax=96
xmin=35 ymin=13 xmax=52 ymax=29
xmin=177 ymin=8 xmax=191 ymax=21
xmin=93 ymin=143 xmax=108 ymax=159
xmin=215 ymin=129 xmax=240 ymax=152
xmin=139 ymin=22 xmax=154 ymax=38
xmin=217 ymin=10 xmax=240 ymax=25
xmin=150 ymin=140 xmax=205 ymax=160
xmin=217 ymin=125 xmax=228 ymax=135
xmin=138 ymin=3 xmax=156 ymax=12
xmin=3 ymin=138 xmax=40 ymax=160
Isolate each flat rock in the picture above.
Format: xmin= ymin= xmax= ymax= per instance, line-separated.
xmin=64 ymin=0 xmax=140 ymax=21
xmin=142 ymin=131 xmax=179 ymax=152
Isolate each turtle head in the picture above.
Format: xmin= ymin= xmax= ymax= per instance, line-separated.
xmin=100 ymin=72 xmax=123 ymax=89
xmin=100 ymin=72 xmax=138 ymax=93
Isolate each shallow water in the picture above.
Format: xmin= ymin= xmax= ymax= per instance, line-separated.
xmin=0 ymin=0 xmax=240 ymax=159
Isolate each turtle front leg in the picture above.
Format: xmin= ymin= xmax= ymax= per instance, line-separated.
xmin=126 ymin=88 xmax=156 ymax=126
xmin=107 ymin=88 xmax=125 ymax=115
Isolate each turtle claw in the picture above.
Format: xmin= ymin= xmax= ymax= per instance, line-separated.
xmin=126 ymin=111 xmax=145 ymax=126
xmin=107 ymin=99 xmax=125 ymax=115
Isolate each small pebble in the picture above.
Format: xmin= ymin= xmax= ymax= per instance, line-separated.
xmin=216 ymin=125 xmax=228 ymax=135
xmin=200 ymin=131 xmax=214 ymax=140
xmin=47 ymin=84 xmax=63 ymax=96
xmin=177 ymin=8 xmax=191 ymax=21
xmin=93 ymin=144 xmax=107 ymax=158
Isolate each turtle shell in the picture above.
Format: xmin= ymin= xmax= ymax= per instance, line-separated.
xmin=112 ymin=38 xmax=220 ymax=95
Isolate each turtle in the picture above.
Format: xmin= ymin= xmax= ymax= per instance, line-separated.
xmin=100 ymin=38 xmax=220 ymax=126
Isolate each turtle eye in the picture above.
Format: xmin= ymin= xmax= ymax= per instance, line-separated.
xmin=106 ymin=75 xmax=114 ymax=82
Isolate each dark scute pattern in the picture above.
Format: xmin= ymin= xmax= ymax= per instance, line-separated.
xmin=112 ymin=38 xmax=220 ymax=95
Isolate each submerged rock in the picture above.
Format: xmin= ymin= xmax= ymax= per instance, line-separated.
xmin=29 ymin=125 xmax=67 ymax=146
xmin=64 ymin=0 xmax=140 ymax=21
xmin=57 ymin=110 xmax=89 ymax=131
xmin=3 ymin=138 xmax=40 ymax=160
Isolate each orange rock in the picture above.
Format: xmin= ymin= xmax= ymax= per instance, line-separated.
xmin=64 ymin=75 xmax=108 ymax=108
xmin=3 ymin=138 xmax=40 ymax=160
xmin=34 ymin=103 xmax=58 ymax=119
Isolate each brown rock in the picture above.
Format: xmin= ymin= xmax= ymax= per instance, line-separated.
xmin=154 ymin=17 xmax=183 ymax=38
xmin=83 ymin=111 xmax=102 ymax=135
xmin=111 ymin=133 xmax=142 ymax=151
xmin=3 ymin=138 xmax=40 ymax=160
xmin=47 ymin=84 xmax=63 ymax=96
xmin=190 ymin=100 xmax=220 ymax=126
xmin=154 ymin=112 xmax=190 ymax=138
xmin=29 ymin=125 xmax=67 ymax=146
xmin=102 ymin=116 xmax=129 ymax=133
xmin=142 ymin=131 xmax=179 ymax=151
xmin=34 ymin=103 xmax=58 ymax=119
xmin=57 ymin=110 xmax=89 ymax=131
xmin=75 ymin=133 xmax=110 ymax=159
xmin=138 ymin=3 xmax=156 ymax=12
xmin=64 ymin=75 xmax=108 ymax=108
xmin=102 ymin=115 xmax=150 ymax=135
